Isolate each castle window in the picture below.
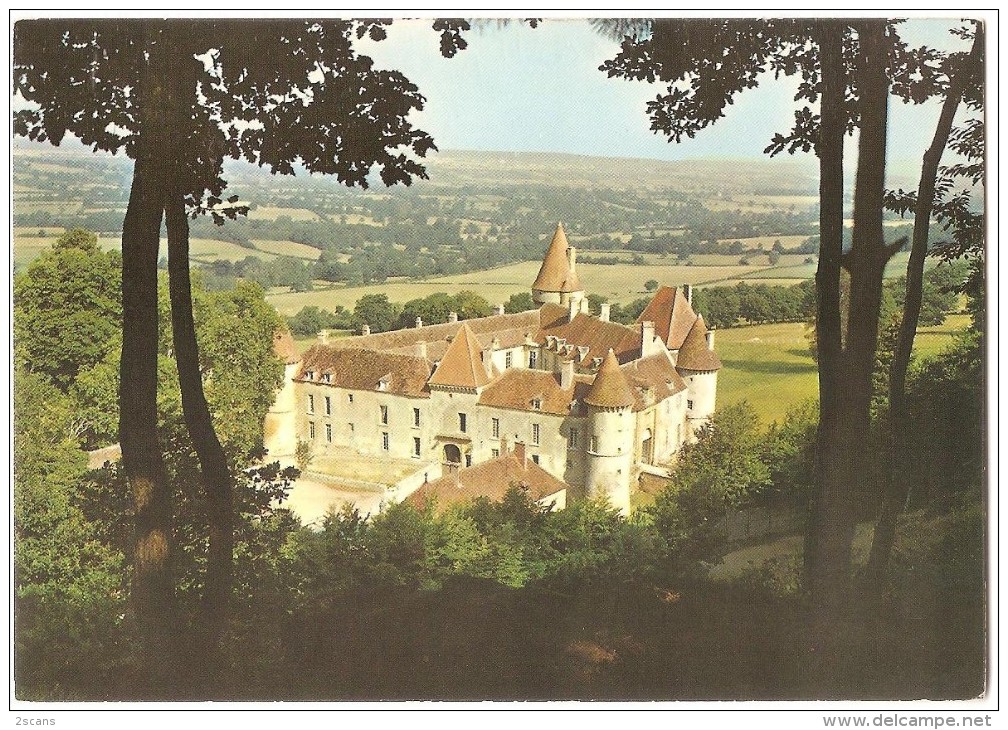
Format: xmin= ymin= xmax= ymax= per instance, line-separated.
xmin=529 ymin=351 xmax=538 ymax=369
xmin=491 ymin=448 xmax=500 ymax=458
xmin=380 ymin=405 xmax=388 ymax=425
xmin=567 ymin=429 xmax=578 ymax=449
xmin=459 ymin=413 xmax=467 ymax=433
xmin=413 ymin=437 xmax=421 ymax=458
xmin=305 ymin=370 xmax=314 ymax=381
xmin=325 ymin=396 xmax=331 ymax=416
xmin=531 ymin=454 xmax=539 ymax=465
xmin=382 ymin=432 xmax=389 ymax=451
xmin=323 ymin=372 xmax=331 ymax=384
xmin=590 ymin=435 xmax=597 ymax=452
xmin=414 ymin=407 xmax=421 ymax=427
xmin=308 ymin=394 xmax=315 ymax=413
xmin=325 ymin=424 xmax=332 ymax=443
xmin=687 ymin=399 xmax=694 ymax=410
xmin=465 ymin=454 xmax=472 ymax=467
xmin=532 ymin=423 xmax=540 ymax=445
xmin=531 ymin=398 xmax=542 ymax=411
xmin=349 ymin=423 xmax=354 ymax=434
xmin=492 ymin=417 xmax=500 ymax=438
xmin=505 ymin=351 xmax=513 ymax=369
xmin=348 ymin=393 xmax=354 ymax=404
xmin=309 ymin=421 xmax=316 ymax=439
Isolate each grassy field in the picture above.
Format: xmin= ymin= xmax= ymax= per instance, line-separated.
xmin=247 ymin=205 xmax=321 ymax=221
xmin=265 ymin=260 xmax=772 ymax=315
xmin=715 ymin=312 xmax=971 ymax=427
xmin=914 ymin=313 xmax=971 ymax=358
xmin=250 ymin=239 xmax=322 ymax=260
xmin=715 ymin=322 xmax=819 ymax=426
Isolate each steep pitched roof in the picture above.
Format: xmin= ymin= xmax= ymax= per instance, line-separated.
xmin=537 ymin=303 xmax=640 ymax=366
xmin=273 ymin=327 xmax=301 ymax=365
xmin=584 ymin=349 xmax=636 ymax=409
xmin=428 ymin=323 xmax=493 ymax=390
xmin=406 ymin=446 xmax=568 ymax=513
xmin=323 ymin=310 xmax=541 ymax=359
xmin=532 ymin=223 xmax=582 ymax=293
xmin=675 ymin=315 xmax=722 ymax=372
xmin=636 ymin=286 xmax=698 ymax=350
xmin=478 ymin=368 xmax=593 ymax=415
xmin=621 ymin=353 xmax=688 ymax=411
xmin=297 ymin=347 xmax=433 ymax=397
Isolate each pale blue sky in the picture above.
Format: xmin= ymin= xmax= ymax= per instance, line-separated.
xmin=360 ymin=18 xmax=975 ymax=167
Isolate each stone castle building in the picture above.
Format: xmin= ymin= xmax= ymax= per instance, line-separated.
xmin=265 ymin=223 xmax=721 ymax=513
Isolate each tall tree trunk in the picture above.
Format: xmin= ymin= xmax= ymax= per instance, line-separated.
xmin=120 ymin=137 xmax=178 ymax=692
xmin=805 ymin=21 xmax=848 ymax=605
xmin=166 ymin=193 xmax=235 ymax=653
xmin=808 ymin=20 xmax=896 ymax=617
xmin=866 ymin=26 xmax=984 ymax=582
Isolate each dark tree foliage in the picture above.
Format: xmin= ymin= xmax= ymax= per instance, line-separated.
xmin=599 ymin=17 xmax=982 ymax=626
xmin=14 ymin=17 xmax=459 ymax=684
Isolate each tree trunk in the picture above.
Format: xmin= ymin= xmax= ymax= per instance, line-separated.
xmin=807 ymin=20 xmax=895 ymax=617
xmin=165 ymin=193 xmax=234 ymax=653
xmin=120 ymin=136 xmax=178 ymax=692
xmin=866 ymin=26 xmax=984 ymax=582
xmin=805 ymin=21 xmax=848 ymax=601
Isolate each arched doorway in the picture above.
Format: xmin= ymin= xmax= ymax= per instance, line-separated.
xmin=443 ymin=443 xmax=462 ymax=468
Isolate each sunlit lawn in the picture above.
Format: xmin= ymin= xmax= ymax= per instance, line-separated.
xmin=715 ymin=322 xmax=819 ymax=427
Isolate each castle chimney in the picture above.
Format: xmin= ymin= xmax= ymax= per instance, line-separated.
xmin=415 ymin=316 xmax=423 ymax=329
xmin=641 ymin=320 xmax=657 ymax=356
xmin=683 ymin=284 xmax=693 ymax=306
xmin=415 ymin=340 xmax=428 ymax=359
xmin=514 ymin=441 xmax=527 ymax=469
xmin=599 ymin=302 xmax=611 ymax=323
xmin=361 ymin=323 xmax=371 ymax=336
xmin=494 ymin=303 xmax=505 ymax=316
xmin=318 ymin=328 xmax=330 ymax=344
xmin=559 ymin=357 xmax=575 ymax=389
xmin=706 ymin=327 xmax=716 ymax=350
xmin=448 ymin=311 xmax=458 ymax=323
xmin=568 ymin=297 xmax=579 ymax=323
xmin=567 ymin=245 xmax=577 ymax=272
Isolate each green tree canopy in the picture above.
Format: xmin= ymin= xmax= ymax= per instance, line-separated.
xmin=14 ymin=228 xmax=121 ymax=390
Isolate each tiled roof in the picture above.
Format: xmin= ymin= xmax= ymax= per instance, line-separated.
xmin=324 ymin=310 xmax=541 ymax=357
xmin=537 ymin=303 xmax=641 ymax=366
xmin=478 ymin=368 xmax=593 ymax=415
xmin=273 ymin=328 xmax=301 ymax=365
xmin=584 ymin=349 xmax=636 ymax=409
xmin=532 ymin=223 xmax=582 ymax=293
xmin=428 ymin=323 xmax=493 ymax=390
xmin=676 ymin=315 xmax=722 ymax=372
xmin=621 ymin=353 xmax=688 ymax=410
xmin=406 ymin=446 xmax=568 ymax=513
xmin=637 ymin=286 xmax=699 ymax=350
xmin=297 ymin=346 xmax=433 ymax=398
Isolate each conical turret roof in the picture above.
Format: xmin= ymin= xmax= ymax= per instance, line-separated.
xmin=676 ymin=315 xmax=722 ymax=371
xmin=584 ymin=349 xmax=635 ymax=408
xmin=428 ymin=322 xmax=493 ymax=389
xmin=533 ymin=223 xmax=582 ymax=293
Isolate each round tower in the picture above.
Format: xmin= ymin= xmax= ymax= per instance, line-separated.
xmin=583 ymin=349 xmax=635 ymax=514
xmin=675 ymin=315 xmax=722 ymax=437
xmin=532 ymin=222 xmax=585 ymax=309
xmin=263 ymin=327 xmax=302 ymax=461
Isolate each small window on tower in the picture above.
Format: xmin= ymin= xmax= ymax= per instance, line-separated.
xmin=687 ymin=399 xmax=694 ymax=410
xmin=505 ymin=351 xmax=513 ymax=369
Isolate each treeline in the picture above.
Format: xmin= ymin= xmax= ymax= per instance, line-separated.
xmin=288 ymin=290 xmax=504 ymax=337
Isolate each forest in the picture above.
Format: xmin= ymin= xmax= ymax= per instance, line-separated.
xmin=11 ymin=17 xmax=986 ymax=702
